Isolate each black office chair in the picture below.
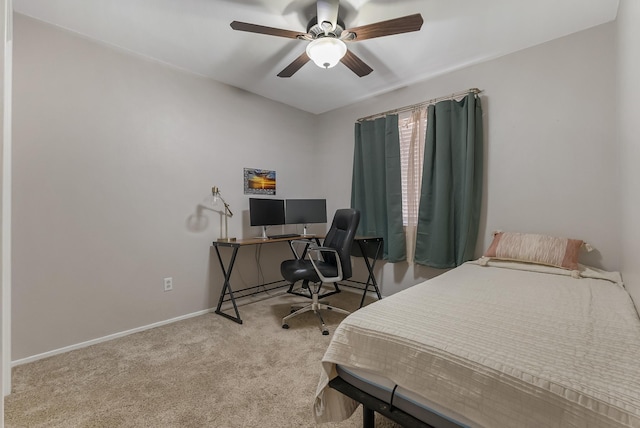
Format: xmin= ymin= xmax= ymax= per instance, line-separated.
xmin=280 ymin=208 xmax=360 ymax=335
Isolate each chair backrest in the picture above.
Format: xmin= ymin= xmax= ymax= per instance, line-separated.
xmin=323 ymin=208 xmax=360 ymax=281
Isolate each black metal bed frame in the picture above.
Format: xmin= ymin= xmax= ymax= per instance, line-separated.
xmin=329 ymin=377 xmax=435 ymax=428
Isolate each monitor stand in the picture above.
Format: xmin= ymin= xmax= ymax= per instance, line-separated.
xmin=259 ymin=226 xmax=268 ymax=239
xmin=302 ymin=224 xmax=309 ymax=237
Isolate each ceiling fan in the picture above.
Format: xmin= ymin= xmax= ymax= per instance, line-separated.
xmin=230 ymin=0 xmax=423 ymax=78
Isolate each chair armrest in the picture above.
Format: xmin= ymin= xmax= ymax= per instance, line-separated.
xmin=290 ymin=239 xmax=316 ymax=245
xmin=307 ymin=244 xmax=331 ymax=251
xmin=307 ymin=247 xmax=343 ymax=283
xmin=289 ymin=238 xmax=318 ymax=260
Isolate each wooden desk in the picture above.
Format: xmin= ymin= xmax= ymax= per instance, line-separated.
xmin=212 ymin=235 xmax=383 ymax=324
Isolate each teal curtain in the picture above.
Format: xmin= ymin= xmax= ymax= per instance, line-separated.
xmin=414 ymin=93 xmax=483 ymax=268
xmin=351 ymin=115 xmax=406 ymax=262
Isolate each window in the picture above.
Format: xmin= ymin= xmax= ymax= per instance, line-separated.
xmin=398 ymin=109 xmax=427 ymax=227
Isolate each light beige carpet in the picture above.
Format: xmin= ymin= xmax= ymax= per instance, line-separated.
xmin=5 ymin=289 xmax=401 ymax=427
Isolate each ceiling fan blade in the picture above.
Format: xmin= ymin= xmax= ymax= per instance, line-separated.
xmin=340 ymin=50 xmax=373 ymax=77
xmin=317 ymin=0 xmax=339 ymax=32
xmin=230 ymin=21 xmax=306 ymax=39
xmin=277 ymin=52 xmax=311 ymax=77
xmin=344 ymin=13 xmax=424 ymax=41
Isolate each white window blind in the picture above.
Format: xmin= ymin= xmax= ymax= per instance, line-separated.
xmin=398 ymin=109 xmax=427 ymax=227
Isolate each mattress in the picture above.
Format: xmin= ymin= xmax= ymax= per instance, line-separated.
xmin=314 ymin=260 xmax=640 ymax=427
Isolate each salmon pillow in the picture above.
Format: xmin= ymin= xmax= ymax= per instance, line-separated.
xmin=484 ymin=231 xmax=585 ymax=271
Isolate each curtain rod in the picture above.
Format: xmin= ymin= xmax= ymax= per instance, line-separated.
xmin=357 ymin=88 xmax=482 ymax=123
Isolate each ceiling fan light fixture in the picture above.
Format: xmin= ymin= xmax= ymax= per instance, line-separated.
xmin=306 ymin=37 xmax=347 ymax=69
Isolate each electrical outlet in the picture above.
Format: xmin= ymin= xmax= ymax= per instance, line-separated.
xmin=164 ymin=277 xmax=173 ymax=292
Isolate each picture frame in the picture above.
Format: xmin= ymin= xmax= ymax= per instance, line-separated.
xmin=244 ymin=168 xmax=276 ymax=195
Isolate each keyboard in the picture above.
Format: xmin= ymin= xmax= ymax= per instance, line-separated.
xmin=267 ymin=233 xmax=301 ymax=239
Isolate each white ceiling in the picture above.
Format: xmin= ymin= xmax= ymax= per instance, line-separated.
xmin=13 ymin=0 xmax=619 ymax=114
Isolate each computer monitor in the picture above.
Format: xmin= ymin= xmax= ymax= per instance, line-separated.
xmin=285 ymin=199 xmax=327 ymax=236
xmin=249 ymin=198 xmax=286 ymax=239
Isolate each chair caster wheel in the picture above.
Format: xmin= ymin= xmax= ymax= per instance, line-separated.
xmin=322 ymin=330 xmax=329 ymax=336
xmin=282 ymin=324 xmax=289 ymax=329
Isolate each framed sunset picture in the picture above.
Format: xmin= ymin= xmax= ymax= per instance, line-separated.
xmin=244 ymin=168 xmax=276 ymax=195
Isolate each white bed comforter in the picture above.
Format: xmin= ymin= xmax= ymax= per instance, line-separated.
xmin=315 ymin=261 xmax=640 ymax=427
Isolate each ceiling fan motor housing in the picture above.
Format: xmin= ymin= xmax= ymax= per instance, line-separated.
xmin=306 ymin=16 xmax=346 ymax=39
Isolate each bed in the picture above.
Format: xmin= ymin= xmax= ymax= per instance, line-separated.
xmin=314 ymin=258 xmax=640 ymax=427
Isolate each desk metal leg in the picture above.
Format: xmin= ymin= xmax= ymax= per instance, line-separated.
xmin=214 ymin=245 xmax=243 ymax=324
xmin=358 ymin=239 xmax=383 ymax=308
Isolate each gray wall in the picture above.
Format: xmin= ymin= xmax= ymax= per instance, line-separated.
xmin=12 ymin=10 xmax=628 ymax=361
xmin=1 ymin=0 xmax=8 ymax=405
xmin=318 ymin=21 xmax=619 ymax=295
xmin=12 ymin=14 xmax=319 ymax=360
xmin=618 ymin=0 xmax=640 ymax=309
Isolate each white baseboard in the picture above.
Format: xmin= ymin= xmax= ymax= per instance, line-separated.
xmin=12 ymin=308 xmax=213 ymax=367
xmin=12 ymin=291 xmax=289 ymax=367
xmin=12 ymin=288 xmax=384 ymax=367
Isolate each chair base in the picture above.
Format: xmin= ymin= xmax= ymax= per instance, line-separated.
xmin=282 ymin=292 xmax=350 ymax=335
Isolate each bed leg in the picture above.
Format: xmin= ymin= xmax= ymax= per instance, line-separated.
xmin=363 ymin=406 xmax=375 ymax=428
